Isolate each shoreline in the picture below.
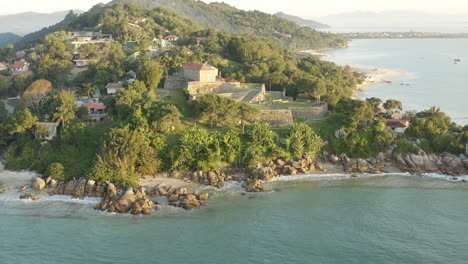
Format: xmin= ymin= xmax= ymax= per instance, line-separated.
xmin=301 ymin=49 xmax=407 ymax=96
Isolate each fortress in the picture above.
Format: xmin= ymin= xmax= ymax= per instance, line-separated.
xmin=164 ymin=63 xmax=266 ymax=103
xmin=164 ymin=63 xmax=329 ymax=126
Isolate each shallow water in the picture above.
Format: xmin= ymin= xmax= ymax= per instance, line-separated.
xmin=1 ymin=175 xmax=468 ymax=264
xmin=324 ymin=39 xmax=468 ymax=125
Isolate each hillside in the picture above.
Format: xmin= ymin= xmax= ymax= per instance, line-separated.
xmin=0 ymin=33 xmax=22 ymax=47
xmin=274 ymin=12 xmax=330 ymax=29
xmin=110 ymin=0 xmax=347 ymax=50
xmin=0 ymin=10 xmax=83 ymax=36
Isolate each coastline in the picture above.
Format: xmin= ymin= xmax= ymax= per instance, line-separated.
xmin=301 ymin=49 xmax=407 ymax=96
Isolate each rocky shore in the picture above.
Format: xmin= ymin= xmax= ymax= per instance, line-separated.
xmin=2 ymin=150 xmax=467 ymax=215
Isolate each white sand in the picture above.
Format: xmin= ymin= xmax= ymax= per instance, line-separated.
xmin=138 ymin=175 xmax=201 ymax=193
xmin=301 ymin=50 xmax=406 ymax=95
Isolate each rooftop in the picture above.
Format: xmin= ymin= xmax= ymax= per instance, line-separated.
xmin=85 ymin=102 xmax=106 ymax=110
xmin=183 ymin=63 xmax=216 ymax=71
xmin=165 ymin=35 xmax=179 ymax=40
xmin=386 ymin=119 xmax=410 ymax=128
xmin=105 ymin=83 xmax=124 ymax=89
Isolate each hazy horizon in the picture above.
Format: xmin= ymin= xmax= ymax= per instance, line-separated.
xmin=1 ymin=0 xmax=468 ymax=18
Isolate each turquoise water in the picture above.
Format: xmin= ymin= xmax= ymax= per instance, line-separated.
xmin=324 ymin=39 xmax=468 ymax=125
xmin=1 ymin=175 xmax=468 ymax=264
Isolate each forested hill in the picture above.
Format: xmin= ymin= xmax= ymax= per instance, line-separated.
xmin=110 ymin=0 xmax=347 ymax=50
xmin=274 ymin=12 xmax=330 ymax=29
xmin=0 ymin=33 xmax=22 ymax=48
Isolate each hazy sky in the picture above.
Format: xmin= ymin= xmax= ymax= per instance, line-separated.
xmin=1 ymin=0 xmax=468 ymax=17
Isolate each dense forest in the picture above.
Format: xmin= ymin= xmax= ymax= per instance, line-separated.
xmin=0 ymin=33 xmax=22 ymax=48
xmin=110 ymin=0 xmax=347 ymax=50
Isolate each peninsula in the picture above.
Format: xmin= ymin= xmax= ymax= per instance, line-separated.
xmin=0 ymin=1 xmax=467 ymax=216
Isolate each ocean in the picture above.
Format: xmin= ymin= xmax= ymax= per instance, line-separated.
xmin=324 ymin=39 xmax=468 ymax=125
xmin=1 ymin=173 xmax=468 ymax=264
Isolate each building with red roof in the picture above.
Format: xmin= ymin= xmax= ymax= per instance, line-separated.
xmin=15 ymin=51 xmax=26 ymax=58
xmin=182 ymin=63 xmax=218 ymax=82
xmin=386 ymin=119 xmax=410 ymax=134
xmin=0 ymin=62 xmax=8 ymax=71
xmin=165 ymin=35 xmax=179 ymax=42
xmin=9 ymin=60 xmax=29 ymax=72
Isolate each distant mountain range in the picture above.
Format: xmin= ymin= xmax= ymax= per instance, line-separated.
xmin=316 ymin=11 xmax=468 ymax=32
xmin=0 ymin=10 xmax=83 ymax=36
xmin=274 ymin=12 xmax=329 ymax=29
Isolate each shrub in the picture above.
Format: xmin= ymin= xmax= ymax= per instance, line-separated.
xmin=46 ymin=162 xmax=65 ymax=180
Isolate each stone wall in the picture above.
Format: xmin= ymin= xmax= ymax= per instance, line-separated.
xmin=183 ymin=68 xmax=218 ymax=82
xmin=164 ymin=76 xmax=188 ymax=90
xmin=186 ymin=81 xmax=226 ymax=95
xmin=290 ymin=103 xmax=328 ymax=120
xmin=260 ymin=110 xmax=294 ymax=127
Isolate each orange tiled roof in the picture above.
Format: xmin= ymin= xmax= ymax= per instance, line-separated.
xmin=183 ymin=63 xmax=216 ymax=71
xmin=85 ymin=102 xmax=106 ymax=110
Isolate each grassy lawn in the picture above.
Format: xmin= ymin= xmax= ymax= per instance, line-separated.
xmin=308 ymin=119 xmax=341 ymax=140
xmin=156 ymin=89 xmax=192 ymax=117
xmin=264 ymin=92 xmax=284 ymax=100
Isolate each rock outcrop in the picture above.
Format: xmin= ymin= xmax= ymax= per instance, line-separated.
xmin=96 ymin=186 xmax=154 ymax=215
xmin=31 ymin=177 xmax=46 ymax=190
xmin=151 ymin=184 xmax=209 ymax=210
xmin=246 ymin=179 xmax=269 ymax=192
xmin=251 ymin=158 xmax=320 ymax=180
xmin=394 ymin=153 xmax=468 ymax=175
xmin=19 ymin=194 xmax=39 ymax=200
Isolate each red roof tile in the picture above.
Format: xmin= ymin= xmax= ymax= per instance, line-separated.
xmin=224 ymin=77 xmax=239 ymax=83
xmin=165 ymin=35 xmax=179 ymax=40
xmin=85 ymin=102 xmax=106 ymax=110
xmin=386 ymin=119 xmax=410 ymax=128
xmin=183 ymin=63 xmax=216 ymax=71
xmin=106 ymin=83 xmax=124 ymax=89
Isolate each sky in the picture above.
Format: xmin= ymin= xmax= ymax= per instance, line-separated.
xmin=1 ymin=0 xmax=468 ymax=17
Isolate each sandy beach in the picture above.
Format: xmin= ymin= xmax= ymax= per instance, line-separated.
xmin=138 ymin=175 xmax=202 ymax=193
xmin=301 ymin=49 xmax=407 ymax=95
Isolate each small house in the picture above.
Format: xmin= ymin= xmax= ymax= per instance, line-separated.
xmin=34 ymin=122 xmax=59 ymax=141
xmin=165 ymin=35 xmax=179 ymax=42
xmin=0 ymin=62 xmax=8 ymax=71
xmin=9 ymin=60 xmax=29 ymax=72
xmin=15 ymin=51 xmax=26 ymax=58
xmin=386 ymin=119 xmax=410 ymax=134
xmin=105 ymin=83 xmax=124 ymax=95
xmin=132 ymin=17 xmax=147 ymax=24
xmin=82 ymin=102 xmax=108 ymax=123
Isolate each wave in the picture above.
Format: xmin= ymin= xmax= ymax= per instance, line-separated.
xmin=0 ymin=191 xmax=101 ymax=205
xmin=269 ymin=172 xmax=468 ymax=183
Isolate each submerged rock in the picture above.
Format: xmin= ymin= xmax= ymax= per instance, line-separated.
xmin=20 ymin=194 xmax=39 ymax=200
xmin=246 ymin=179 xmax=269 ymax=193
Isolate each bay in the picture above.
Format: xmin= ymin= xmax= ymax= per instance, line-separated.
xmin=324 ymin=39 xmax=468 ymax=125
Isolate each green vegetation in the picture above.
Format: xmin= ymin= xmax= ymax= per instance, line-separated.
xmin=1 ymin=1 xmax=466 ymax=189
xmin=111 ymin=0 xmax=347 ymax=50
